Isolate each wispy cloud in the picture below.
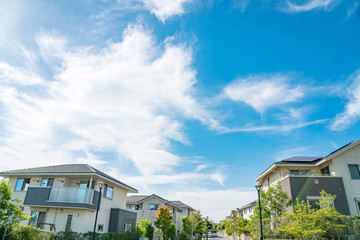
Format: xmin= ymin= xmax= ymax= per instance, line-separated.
xmin=281 ymin=0 xmax=340 ymax=13
xmin=0 ymin=62 xmax=44 ymax=85
xmin=232 ymin=0 xmax=251 ymax=12
xmin=223 ymin=73 xmax=304 ymax=113
xmin=227 ymin=119 xmax=328 ymax=133
xmin=331 ymin=70 xmax=360 ymax=131
xmin=0 ymin=24 xmax=220 ymax=176
xmin=347 ymin=0 xmax=360 ymax=18
xmin=139 ymin=0 xmax=193 ymax=22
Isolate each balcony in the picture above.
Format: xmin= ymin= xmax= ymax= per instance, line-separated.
xmin=24 ymin=187 xmax=100 ymax=211
xmin=49 ymin=187 xmax=94 ymax=204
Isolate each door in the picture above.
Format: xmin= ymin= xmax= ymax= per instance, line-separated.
xmin=76 ymin=181 xmax=88 ymax=202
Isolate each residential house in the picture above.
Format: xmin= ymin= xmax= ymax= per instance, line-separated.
xmin=0 ymin=164 xmax=138 ymax=233
xmin=256 ymin=139 xmax=360 ymax=215
xmin=238 ymin=201 xmax=256 ymax=220
xmin=126 ymin=194 xmax=195 ymax=232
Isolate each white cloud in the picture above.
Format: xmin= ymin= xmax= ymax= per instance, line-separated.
xmin=118 ymin=171 xmax=226 ymax=186
xmin=223 ymin=74 xmax=304 ymax=113
xmin=347 ymin=1 xmax=360 ymax=18
xmin=0 ymin=62 xmax=44 ymax=85
xmin=166 ymin=188 xmax=257 ymax=222
xmin=0 ymin=24 xmax=220 ymax=177
xmin=139 ymin=0 xmax=192 ymax=22
xmin=232 ymin=0 xmax=250 ymax=12
xmin=228 ymin=119 xmax=328 ymax=132
xmin=282 ymin=0 xmax=340 ymax=13
xmin=331 ymin=70 xmax=360 ymax=131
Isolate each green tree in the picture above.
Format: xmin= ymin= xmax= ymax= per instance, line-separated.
xmin=248 ymin=183 xmax=290 ymax=239
xmin=182 ymin=216 xmax=192 ymax=240
xmin=154 ymin=207 xmax=176 ymax=240
xmin=228 ymin=213 xmax=248 ymax=237
xmin=0 ymin=179 xmax=29 ymax=240
xmin=136 ymin=219 xmax=154 ymax=240
xmin=280 ymin=190 xmax=346 ymax=239
xmin=191 ymin=211 xmax=205 ymax=240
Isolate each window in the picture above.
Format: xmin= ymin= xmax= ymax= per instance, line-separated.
xmin=348 ymin=164 xmax=360 ymax=179
xmin=98 ymin=224 xmax=104 ymax=232
xmin=65 ymin=215 xmax=73 ymax=232
xmin=356 ymin=200 xmax=360 ymax=214
xmin=149 ymin=204 xmax=158 ymax=210
xmin=321 ymin=166 xmax=330 ymax=175
xmin=28 ymin=211 xmax=46 ymax=228
xmin=103 ymin=184 xmax=114 ymax=199
xmin=307 ymin=200 xmax=321 ymax=210
xmin=15 ymin=178 xmax=30 ymax=191
xmin=129 ymin=205 xmax=140 ymax=210
xmin=290 ymin=170 xmax=310 ymax=176
xmin=124 ymin=223 xmax=131 ymax=231
xmin=40 ymin=178 xmax=54 ymax=187
xmin=307 ymin=196 xmax=334 ymax=210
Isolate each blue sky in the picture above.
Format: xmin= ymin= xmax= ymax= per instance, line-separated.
xmin=0 ymin=0 xmax=360 ymax=221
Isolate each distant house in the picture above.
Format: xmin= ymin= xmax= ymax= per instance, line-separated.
xmin=126 ymin=194 xmax=195 ymax=232
xmin=238 ymin=200 xmax=257 ymax=220
xmin=0 ymin=164 xmax=138 ymax=233
xmin=256 ymin=139 xmax=360 ymax=215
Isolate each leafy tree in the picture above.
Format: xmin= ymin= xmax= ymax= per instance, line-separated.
xmin=190 ymin=211 xmax=204 ymax=239
xmin=248 ymin=183 xmax=290 ymax=239
xmin=182 ymin=217 xmax=192 ymax=240
xmin=0 ymin=179 xmax=29 ymax=240
xmin=136 ymin=219 xmax=154 ymax=240
xmin=280 ymin=190 xmax=346 ymax=239
xmin=228 ymin=213 xmax=249 ymax=237
xmin=154 ymin=207 xmax=175 ymax=240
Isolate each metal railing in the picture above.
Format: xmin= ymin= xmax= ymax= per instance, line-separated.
xmin=48 ymin=187 xmax=94 ymax=204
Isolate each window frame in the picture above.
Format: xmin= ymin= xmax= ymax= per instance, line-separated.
xmin=348 ymin=164 xmax=360 ymax=179
xmin=149 ymin=204 xmax=159 ymax=210
xmin=103 ymin=184 xmax=114 ymax=199
xmin=306 ymin=196 xmax=334 ymax=209
xmin=356 ymin=199 xmax=360 ymax=214
xmin=15 ymin=178 xmax=30 ymax=191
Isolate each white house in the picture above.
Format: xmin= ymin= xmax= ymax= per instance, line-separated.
xmin=126 ymin=194 xmax=195 ymax=233
xmin=255 ymin=139 xmax=360 ymax=215
xmin=0 ymin=164 xmax=138 ymax=233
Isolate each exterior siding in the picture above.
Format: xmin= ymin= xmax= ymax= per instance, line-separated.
xmin=284 ymin=176 xmax=350 ymax=215
xmin=108 ymin=209 xmax=137 ymax=233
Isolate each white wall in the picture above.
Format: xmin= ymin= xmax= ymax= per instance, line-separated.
xmin=330 ymin=144 xmax=360 ymax=215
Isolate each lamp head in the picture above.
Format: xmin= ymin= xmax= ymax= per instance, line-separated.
xmin=98 ymin=182 xmax=104 ymax=189
xmin=255 ymin=185 xmax=262 ymax=191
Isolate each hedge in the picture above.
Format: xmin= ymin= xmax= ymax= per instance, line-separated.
xmin=0 ymin=225 xmax=141 ymax=240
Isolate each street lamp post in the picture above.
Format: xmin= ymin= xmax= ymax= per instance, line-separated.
xmin=92 ymin=182 xmax=104 ymax=240
xmin=255 ymin=185 xmax=263 ymax=240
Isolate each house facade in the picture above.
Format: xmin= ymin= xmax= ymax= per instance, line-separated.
xmin=256 ymin=139 xmax=360 ymax=215
xmin=0 ymin=164 xmax=138 ymax=233
xmin=238 ymin=201 xmax=256 ymax=220
xmin=126 ymin=194 xmax=195 ymax=233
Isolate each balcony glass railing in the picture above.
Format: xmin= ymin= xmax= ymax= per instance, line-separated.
xmin=48 ymin=187 xmax=94 ymax=204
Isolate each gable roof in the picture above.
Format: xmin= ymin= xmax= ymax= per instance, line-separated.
xmin=0 ymin=164 xmax=138 ymax=193
xmin=169 ymin=200 xmax=195 ymax=210
xmin=256 ymin=139 xmax=360 ymax=183
xmin=276 ymin=156 xmax=323 ymax=164
xmin=256 ymin=156 xmax=322 ymax=182
xmin=239 ymin=200 xmax=257 ymax=210
xmin=126 ymin=194 xmax=184 ymax=209
xmin=316 ymin=140 xmax=359 ymax=166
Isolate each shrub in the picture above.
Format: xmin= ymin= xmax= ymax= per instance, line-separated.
xmin=10 ymin=225 xmax=54 ymax=240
